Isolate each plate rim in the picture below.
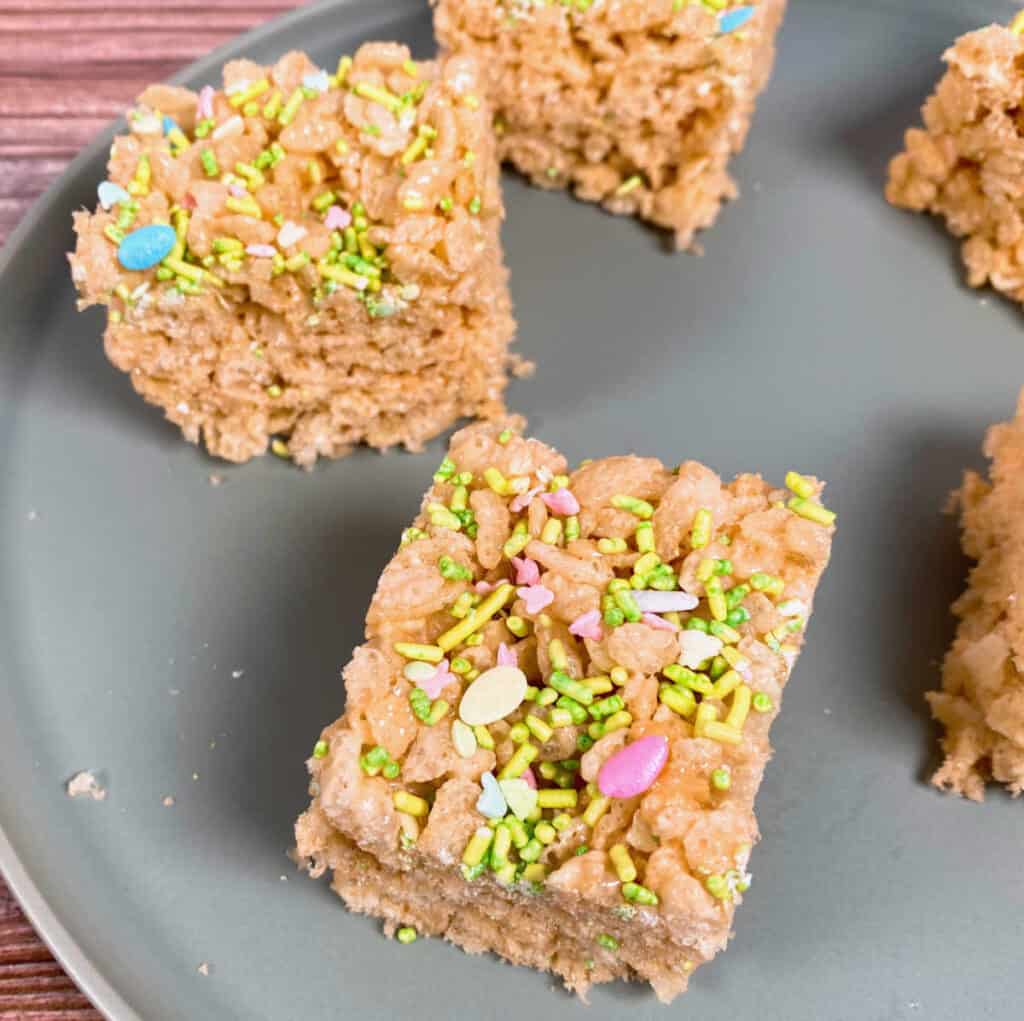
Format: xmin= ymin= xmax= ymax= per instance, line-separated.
xmin=0 ymin=1 xmax=412 ymax=1017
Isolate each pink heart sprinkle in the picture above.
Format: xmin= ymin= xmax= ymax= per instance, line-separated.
xmin=521 ymin=766 xmax=537 ymax=790
xmin=510 ymin=556 xmax=540 ymax=587
xmin=419 ymin=659 xmax=455 ymax=700
xmin=642 ymin=612 xmax=679 ymax=632
xmin=245 ymin=243 xmax=277 ymax=258
xmin=569 ymin=609 xmax=603 ymax=641
xmin=598 ymin=734 xmax=669 ymax=799
xmin=197 ymin=85 xmax=215 ymax=121
xmin=497 ymin=643 xmax=517 ymax=667
xmin=323 ymin=205 xmax=352 ymax=231
xmin=510 ymin=485 xmax=542 ymax=513
xmin=541 ymin=488 xmax=580 ymax=516
xmin=517 ymin=584 xmax=554 ymax=615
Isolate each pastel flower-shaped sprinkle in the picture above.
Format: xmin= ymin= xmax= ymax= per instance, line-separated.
xmin=541 ymin=488 xmax=580 ymax=516
xmin=510 ymin=556 xmax=540 ymax=586
xmin=302 ymin=69 xmax=331 ymax=93
xmin=510 ymin=485 xmax=542 ymax=513
xmin=277 ymin=221 xmax=307 ymax=248
xmin=642 ymin=613 xmax=678 ymax=632
xmin=97 ymin=181 xmax=130 ymax=210
xmin=197 ymin=85 xmax=215 ymax=120
xmin=517 ymin=584 xmax=554 ymax=615
xmin=678 ymin=630 xmax=723 ymax=668
xmin=719 ymin=5 xmax=755 ymax=33
xmin=245 ymin=243 xmax=277 ymax=258
xmin=323 ymin=205 xmax=352 ymax=231
xmin=499 ymin=776 xmax=538 ymax=820
xmin=631 ymin=590 xmax=699 ymax=614
xmin=476 ymin=771 xmax=507 ymax=819
xmin=520 ymin=766 xmax=537 ymax=790
xmin=569 ymin=609 xmax=603 ymax=641
xmin=598 ymin=734 xmax=669 ymax=799
xmin=497 ymin=642 xmax=517 ymax=667
xmin=419 ymin=659 xmax=455 ymax=700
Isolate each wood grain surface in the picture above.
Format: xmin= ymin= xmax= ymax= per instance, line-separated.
xmin=0 ymin=5 xmax=300 ymax=1013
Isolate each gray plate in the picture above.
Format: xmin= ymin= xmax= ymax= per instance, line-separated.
xmin=2 ymin=0 xmax=1023 ymax=1018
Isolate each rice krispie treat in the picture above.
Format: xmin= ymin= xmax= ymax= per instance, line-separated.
xmin=927 ymin=391 xmax=1024 ymax=801
xmin=69 ymin=45 xmax=518 ymax=466
xmin=886 ymin=17 xmax=1024 ymax=304
xmin=295 ymin=421 xmax=836 ymax=1000
xmin=432 ymin=0 xmax=788 ymax=250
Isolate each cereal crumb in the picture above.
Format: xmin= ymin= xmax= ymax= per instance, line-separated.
xmin=197 ymin=962 xmax=211 ymax=976
xmin=162 ymin=795 xmax=175 ymax=807
xmin=192 ymin=772 xmax=200 ymax=781
xmin=66 ymin=771 xmax=106 ymax=801
xmin=231 ymin=668 xmax=245 ymax=679
xmin=208 ymin=475 xmax=223 ymax=487
xmin=26 ymin=509 xmax=38 ymax=521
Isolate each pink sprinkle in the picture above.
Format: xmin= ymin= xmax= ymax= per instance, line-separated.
xmin=598 ymin=735 xmax=669 ymax=799
xmin=227 ymin=182 xmax=247 ymax=198
xmin=510 ymin=556 xmax=540 ymax=587
xmin=569 ymin=609 xmax=603 ymax=641
xmin=517 ymin=585 xmax=554 ymax=615
xmin=181 ymin=192 xmax=197 ymax=211
xmin=521 ymin=767 xmax=537 ymax=790
xmin=245 ymin=243 xmax=277 ymax=258
xmin=475 ymin=580 xmax=499 ymax=594
xmin=197 ymin=85 xmax=215 ymax=121
xmin=497 ymin=643 xmax=517 ymax=667
xmin=510 ymin=485 xmax=542 ymax=513
xmin=323 ymin=205 xmax=352 ymax=230
xmin=541 ymin=488 xmax=580 ymax=516
xmin=642 ymin=612 xmax=679 ymax=632
xmin=630 ymin=590 xmax=700 ymax=614
xmin=419 ymin=659 xmax=455 ymax=700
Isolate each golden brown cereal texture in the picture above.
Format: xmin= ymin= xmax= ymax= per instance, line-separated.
xmin=432 ymin=0 xmax=788 ymax=250
xmin=886 ymin=25 xmax=1024 ymax=304
xmin=295 ymin=421 xmax=835 ymax=1001
xmin=927 ymin=390 xmax=1024 ymax=800
xmin=68 ymin=45 xmax=518 ymax=467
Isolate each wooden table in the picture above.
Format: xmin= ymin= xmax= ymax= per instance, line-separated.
xmin=0 ymin=5 xmax=300 ymax=1012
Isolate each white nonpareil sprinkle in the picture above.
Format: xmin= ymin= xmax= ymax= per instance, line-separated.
xmin=677 ymin=630 xmax=723 ymax=668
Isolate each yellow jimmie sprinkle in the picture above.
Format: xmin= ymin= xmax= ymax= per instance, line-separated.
xmin=127 ymin=153 xmax=151 ymax=196
xmin=788 ymin=497 xmax=836 ymax=527
xmin=335 ymin=55 xmax=353 ymax=85
xmin=319 ymin=263 xmax=368 ymax=291
xmin=461 ymin=826 xmax=493 ymax=867
xmin=393 ymin=791 xmax=429 ymax=817
xmin=498 ymin=741 xmax=537 ymax=780
xmin=582 ymin=794 xmax=609 ymax=828
xmin=1012 ymin=10 xmax=1024 ymax=33
xmin=726 ymin=683 xmax=752 ymax=730
xmin=694 ymin=701 xmax=718 ymax=738
xmin=229 ymin=78 xmax=270 ymax=108
xmin=615 ymin=174 xmax=643 ymax=197
xmin=785 ymin=470 xmax=816 ymax=499
xmin=536 ymin=788 xmax=577 ymax=809
xmin=278 ymin=88 xmax=305 ymax=126
xmin=353 ymin=81 xmax=404 ymax=114
xmin=609 ymin=844 xmax=637 ymax=883
xmin=225 ymin=195 xmax=262 ymax=219
xmin=690 ymin=508 xmax=712 ymax=549
xmin=393 ymin=642 xmax=444 ymax=663
xmin=704 ymin=721 xmax=743 ymax=745
xmin=436 ymin=583 xmax=514 ymax=652
xmin=522 ymin=862 xmax=547 ymax=883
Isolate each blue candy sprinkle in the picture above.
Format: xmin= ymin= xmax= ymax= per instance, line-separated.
xmin=117 ymin=224 xmax=176 ymax=271
xmin=97 ymin=180 xmax=130 ymax=210
xmin=475 ymin=771 xmax=507 ymax=820
xmin=162 ymin=115 xmax=178 ymax=136
xmin=719 ymin=5 xmax=755 ymax=33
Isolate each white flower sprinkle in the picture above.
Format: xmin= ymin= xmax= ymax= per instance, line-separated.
xmin=276 ymin=221 xmax=307 ymax=248
xmin=677 ymin=630 xmax=723 ymax=668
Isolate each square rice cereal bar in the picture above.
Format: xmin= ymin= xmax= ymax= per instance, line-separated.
xmin=295 ymin=420 xmax=836 ymax=1001
xmin=927 ymin=390 xmax=1024 ymax=800
xmin=887 ymin=19 xmax=1024 ymax=305
xmin=69 ymin=44 xmax=518 ymax=467
xmin=432 ymin=0 xmax=788 ymax=250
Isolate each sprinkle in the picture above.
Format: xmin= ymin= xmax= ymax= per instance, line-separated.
xmin=569 ymin=609 xmax=603 ymax=641
xmin=609 ymin=843 xmax=637 ymax=883
xmin=394 ymin=642 xmax=444 ymax=663
xmin=509 ymin=484 xmax=543 ymax=513
xmin=621 ymin=882 xmax=659 ymax=906
xmin=302 ymin=69 xmax=331 ymax=94
xmin=611 ymin=494 xmax=653 ymax=519
xmin=225 ymin=195 xmax=262 ymax=218
xmin=97 ymin=181 xmax=130 ymax=210
xmin=117 ymin=224 xmax=176 ymax=271
xmin=788 ymin=497 xmax=836 ymax=526
xmin=597 ymin=537 xmax=628 ymax=554
xmin=474 ymin=580 xmax=499 ymax=594
xmin=197 ymin=84 xmax=215 ymax=120
xmin=678 ymin=629 xmax=723 ymax=668
xmin=498 ymin=742 xmax=537 ymax=780
xmin=549 ymin=671 xmax=594 ymax=706
xmin=475 ymin=771 xmax=508 ymax=819
xmin=226 ymin=182 xmax=248 ymax=198
xmin=631 ymin=590 xmax=699 ymax=613
xmin=719 ymin=5 xmax=755 ymax=33
xmin=498 ymin=777 xmax=537 ymax=820
xmin=777 ymin=598 xmax=807 ymax=618
xmin=396 ymin=927 xmax=417 ymax=944
xmin=541 ymin=488 xmax=580 ymax=516
xmin=437 ymin=584 xmax=514 ymax=651
xmin=312 ymin=740 xmax=329 ymax=759
xmin=752 ymin=691 xmax=774 ymax=713
xmin=518 ymin=584 xmax=554 ymax=615
xmin=1014 ymin=10 xmax=1024 ymax=34
xmin=496 ymin=642 xmax=518 ymax=667
xmin=536 ymin=788 xmax=577 ymax=809
xmin=598 ymin=734 xmax=669 ymax=799
xmin=394 ymin=791 xmax=429 ymax=817
xmin=690 ymin=508 xmax=713 ymax=549
xmin=420 ymin=659 xmax=455 ymax=700
xmin=462 ymin=827 xmax=493 ymax=867
xmin=277 ymin=221 xmax=308 ymax=248
xmin=212 ymin=114 xmax=244 ymax=141
xmin=323 ymin=205 xmax=352 ymax=231
xmin=458 ymin=665 xmax=528 ymax=726
xmin=642 ymin=612 xmax=678 ymax=632
xmin=615 ymin=174 xmax=643 ymax=197
xmin=509 ymin=556 xmax=540 ymax=586
xmin=244 ymin=243 xmax=276 ymax=258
